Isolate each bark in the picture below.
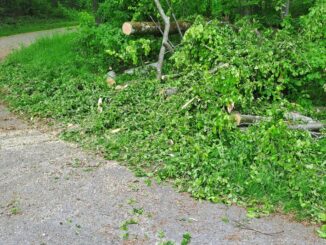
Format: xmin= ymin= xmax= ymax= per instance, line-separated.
xmin=122 ymin=21 xmax=191 ymax=36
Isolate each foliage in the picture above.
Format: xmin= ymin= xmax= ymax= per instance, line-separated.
xmin=300 ymin=0 xmax=326 ymax=41
xmin=94 ymin=0 xmax=316 ymax=26
xmin=0 ymin=0 xmax=317 ymax=26
xmin=0 ymin=34 xmax=107 ymax=121
xmin=77 ymin=12 xmax=160 ymax=71
xmin=0 ymin=18 xmax=77 ymax=37
xmin=171 ymin=15 xmax=325 ymax=111
xmin=0 ymin=0 xmax=87 ymax=18
xmin=75 ymin=0 xmax=321 ymax=72
xmin=0 ymin=0 xmax=80 ymax=37
xmin=181 ymin=233 xmax=191 ymax=245
xmin=318 ymin=224 xmax=326 ymax=239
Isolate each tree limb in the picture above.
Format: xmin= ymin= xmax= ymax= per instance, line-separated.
xmin=154 ymin=0 xmax=171 ymax=80
xmin=164 ymin=0 xmax=183 ymax=38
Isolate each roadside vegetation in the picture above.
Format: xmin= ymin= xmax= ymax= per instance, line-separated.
xmin=0 ymin=0 xmax=325 ymax=237
xmin=0 ymin=18 xmax=77 ymax=37
xmin=0 ymin=0 xmax=82 ymax=37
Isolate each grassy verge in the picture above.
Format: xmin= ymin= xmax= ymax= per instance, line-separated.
xmin=0 ymin=33 xmax=325 ymax=229
xmin=0 ymin=17 xmax=78 ymax=37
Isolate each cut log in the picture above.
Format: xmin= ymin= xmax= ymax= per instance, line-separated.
xmin=288 ymin=123 xmax=325 ymax=132
xmin=237 ymin=114 xmax=269 ymax=125
xmin=122 ymin=21 xmax=191 ymax=36
xmin=285 ymin=112 xmax=314 ymax=124
xmin=231 ymin=113 xmax=325 ymax=132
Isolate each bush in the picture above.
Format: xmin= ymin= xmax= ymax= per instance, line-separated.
xmin=171 ymin=15 xmax=325 ymax=111
xmin=76 ymin=12 xmax=160 ymax=71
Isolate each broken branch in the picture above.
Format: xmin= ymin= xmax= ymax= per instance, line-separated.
xmin=154 ymin=0 xmax=171 ymax=80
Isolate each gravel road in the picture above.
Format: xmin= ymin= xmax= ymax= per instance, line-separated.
xmin=0 ymin=28 xmax=325 ymax=245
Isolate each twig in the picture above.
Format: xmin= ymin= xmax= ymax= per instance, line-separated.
xmin=231 ymin=219 xmax=284 ymax=236
xmin=203 ymin=44 xmax=214 ymax=52
xmin=149 ymin=15 xmax=164 ymax=35
xmin=149 ymin=15 xmax=175 ymax=50
xmin=181 ymin=97 xmax=196 ymax=110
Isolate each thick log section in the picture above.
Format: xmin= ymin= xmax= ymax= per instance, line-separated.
xmin=122 ymin=21 xmax=191 ymax=36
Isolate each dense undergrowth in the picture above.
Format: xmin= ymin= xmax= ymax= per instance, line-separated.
xmin=0 ymin=1 xmax=325 ymax=235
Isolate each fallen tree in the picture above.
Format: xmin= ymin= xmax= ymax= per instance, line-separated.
xmin=122 ymin=21 xmax=191 ymax=36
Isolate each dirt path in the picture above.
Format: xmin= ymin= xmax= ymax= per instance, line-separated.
xmin=0 ymin=29 xmax=325 ymax=245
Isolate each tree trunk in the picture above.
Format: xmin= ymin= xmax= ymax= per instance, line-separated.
xmin=92 ymin=0 xmax=100 ymax=24
xmin=153 ymin=0 xmax=172 ymax=80
xmin=51 ymin=0 xmax=58 ymax=7
xmin=235 ymin=114 xmax=268 ymax=125
xmin=282 ymin=0 xmax=290 ymax=18
xmin=122 ymin=21 xmax=191 ymax=36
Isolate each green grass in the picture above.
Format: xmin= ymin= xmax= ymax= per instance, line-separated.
xmin=0 ymin=17 xmax=78 ymax=37
xmin=0 ymin=33 xmax=325 ymax=227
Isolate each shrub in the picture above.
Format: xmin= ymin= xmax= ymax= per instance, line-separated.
xmin=76 ymin=12 xmax=160 ymax=71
